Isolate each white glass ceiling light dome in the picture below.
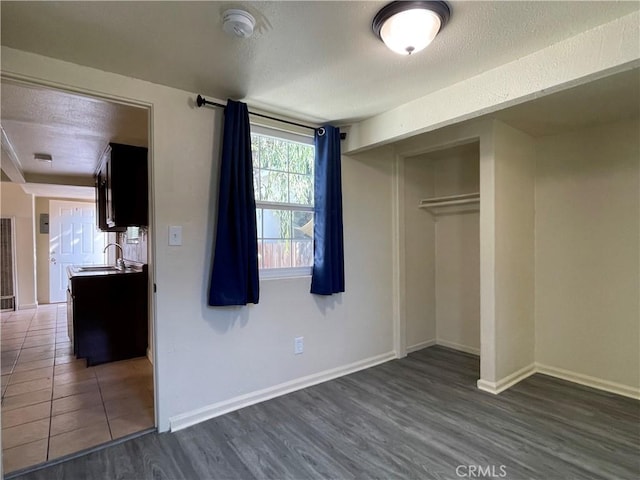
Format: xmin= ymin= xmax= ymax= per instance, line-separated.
xmin=373 ymin=1 xmax=450 ymax=55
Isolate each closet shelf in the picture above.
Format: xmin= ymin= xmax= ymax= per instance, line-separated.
xmin=418 ymin=192 xmax=480 ymax=213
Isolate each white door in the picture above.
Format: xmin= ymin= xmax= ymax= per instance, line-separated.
xmin=49 ymin=200 xmax=107 ymax=303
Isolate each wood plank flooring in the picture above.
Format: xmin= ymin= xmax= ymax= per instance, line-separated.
xmin=10 ymin=346 xmax=639 ymax=480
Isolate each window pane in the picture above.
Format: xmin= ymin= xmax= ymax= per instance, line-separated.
xmin=262 ymin=239 xmax=292 ymax=268
xmin=256 ymin=208 xmax=263 ymax=239
xmin=292 ymin=240 xmax=313 ymax=267
xmin=289 ymin=174 xmax=313 ymax=205
xmin=260 ymin=170 xmax=288 ymax=203
xmin=256 ymin=209 xmax=264 ymax=269
xmin=257 ymin=240 xmax=264 ymax=269
xmin=253 ymin=168 xmax=260 ymax=200
xmin=251 ymin=135 xmax=260 ymax=168
xmin=293 ymin=211 xmax=313 ymax=239
xmin=260 ymin=136 xmax=288 ymax=171
xmin=262 ymin=209 xmax=292 ymax=239
xmin=288 ymin=143 xmax=313 ymax=174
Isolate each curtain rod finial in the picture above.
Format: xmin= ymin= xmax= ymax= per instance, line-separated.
xmin=317 ymin=128 xmax=347 ymax=140
xmin=196 ymin=95 xmax=206 ymax=107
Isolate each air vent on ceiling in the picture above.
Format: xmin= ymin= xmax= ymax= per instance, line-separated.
xmin=34 ymin=153 xmax=53 ymax=163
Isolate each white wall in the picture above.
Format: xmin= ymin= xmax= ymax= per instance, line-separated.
xmin=493 ymin=121 xmax=536 ymax=380
xmin=34 ymin=197 xmax=48 ymax=304
xmin=0 ymin=182 xmax=37 ymax=309
xmin=403 ymin=155 xmax=436 ymax=350
xmin=535 ymin=118 xmax=640 ymax=390
xmin=1 ymin=47 xmax=395 ymax=431
xmin=435 ymin=213 xmax=480 ymax=354
xmin=432 ymin=148 xmax=480 ymax=354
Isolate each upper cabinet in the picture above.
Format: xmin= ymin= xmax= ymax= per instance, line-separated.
xmin=96 ymin=143 xmax=148 ymax=231
xmin=96 ymin=156 xmax=124 ymax=232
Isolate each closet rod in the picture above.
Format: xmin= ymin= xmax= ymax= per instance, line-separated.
xmin=419 ymin=198 xmax=480 ymax=208
xmin=420 ymin=192 xmax=480 ymax=203
xmin=196 ymin=95 xmax=347 ymax=140
xmin=419 ymin=192 xmax=480 ymax=211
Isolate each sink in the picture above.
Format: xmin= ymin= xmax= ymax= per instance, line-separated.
xmin=77 ymin=265 xmax=120 ymax=272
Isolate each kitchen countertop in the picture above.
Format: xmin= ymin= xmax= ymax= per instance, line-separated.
xmin=67 ymin=261 xmax=146 ymax=278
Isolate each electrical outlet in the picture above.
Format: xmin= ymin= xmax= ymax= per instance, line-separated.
xmin=294 ymin=336 xmax=304 ymax=355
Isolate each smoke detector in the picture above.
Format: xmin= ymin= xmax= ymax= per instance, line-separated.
xmin=222 ymin=9 xmax=256 ymax=38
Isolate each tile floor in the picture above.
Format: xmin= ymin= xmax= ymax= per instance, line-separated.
xmin=1 ymin=304 xmax=154 ymax=474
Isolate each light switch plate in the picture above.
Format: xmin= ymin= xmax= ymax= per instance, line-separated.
xmin=169 ymin=225 xmax=182 ymax=246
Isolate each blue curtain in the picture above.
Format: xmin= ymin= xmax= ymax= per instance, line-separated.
xmin=311 ymin=125 xmax=345 ymax=295
xmin=208 ymin=100 xmax=259 ymax=306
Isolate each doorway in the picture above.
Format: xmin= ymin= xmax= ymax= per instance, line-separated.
xmin=0 ymin=77 xmax=156 ymax=475
xmin=0 ymin=217 xmax=17 ymax=311
xmin=400 ymin=141 xmax=481 ymax=359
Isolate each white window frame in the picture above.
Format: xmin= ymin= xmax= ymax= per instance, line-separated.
xmin=251 ymin=124 xmax=315 ymax=280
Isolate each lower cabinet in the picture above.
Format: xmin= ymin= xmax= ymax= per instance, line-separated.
xmin=68 ymin=268 xmax=148 ymax=366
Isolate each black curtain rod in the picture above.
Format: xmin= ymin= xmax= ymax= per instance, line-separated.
xmin=196 ymin=95 xmax=346 ymax=140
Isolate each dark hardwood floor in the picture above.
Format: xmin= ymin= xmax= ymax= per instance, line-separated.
xmin=10 ymin=346 xmax=639 ymax=480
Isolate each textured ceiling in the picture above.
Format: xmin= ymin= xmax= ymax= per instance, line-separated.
xmin=1 ymin=1 xmax=638 ymax=195
xmin=1 ymin=1 xmax=638 ymax=124
xmin=1 ymin=80 xmax=148 ymax=178
xmin=492 ymin=68 xmax=640 ymax=137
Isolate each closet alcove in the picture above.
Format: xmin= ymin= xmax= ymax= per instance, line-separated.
xmin=404 ymin=141 xmax=480 ymax=356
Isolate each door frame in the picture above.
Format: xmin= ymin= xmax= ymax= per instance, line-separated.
xmin=392 ymin=134 xmax=485 ymax=384
xmin=0 ymin=216 xmax=19 ymax=312
xmin=1 ymin=72 xmax=158 ymax=431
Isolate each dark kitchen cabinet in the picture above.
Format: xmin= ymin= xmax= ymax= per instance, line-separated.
xmin=95 ymin=143 xmax=148 ymax=230
xmin=67 ymin=266 xmax=148 ymax=366
xmin=96 ymin=160 xmax=125 ymax=232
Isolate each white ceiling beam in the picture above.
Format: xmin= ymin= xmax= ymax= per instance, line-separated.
xmin=20 ymin=182 xmax=95 ymax=200
xmin=0 ymin=125 xmax=26 ymax=183
xmin=23 ymin=173 xmax=94 ymax=187
xmin=343 ymin=11 xmax=640 ymax=154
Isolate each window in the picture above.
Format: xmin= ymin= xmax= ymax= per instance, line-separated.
xmin=251 ymin=125 xmax=314 ymax=277
xmin=125 ymin=226 xmax=140 ymax=243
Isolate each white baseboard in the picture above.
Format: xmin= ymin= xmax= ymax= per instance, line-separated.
xmin=535 ymin=363 xmax=640 ymax=400
xmin=477 ymin=363 xmax=536 ymax=395
xmin=477 ymin=362 xmax=640 ymax=400
xmin=406 ymin=339 xmax=436 ymax=353
xmin=169 ymin=351 xmax=396 ymax=432
xmin=18 ymin=303 xmax=38 ymax=310
xmin=405 ymin=339 xmax=479 ymax=356
xmin=435 ymin=339 xmax=480 ymax=356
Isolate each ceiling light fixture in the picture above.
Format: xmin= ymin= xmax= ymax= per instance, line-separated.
xmin=222 ymin=9 xmax=256 ymax=38
xmin=34 ymin=153 xmax=53 ymax=163
xmin=372 ymin=1 xmax=450 ymax=55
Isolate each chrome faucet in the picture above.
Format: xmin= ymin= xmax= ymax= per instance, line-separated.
xmin=104 ymin=242 xmax=125 ymax=269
